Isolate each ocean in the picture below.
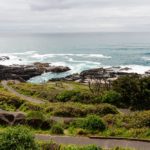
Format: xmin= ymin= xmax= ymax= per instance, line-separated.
xmin=0 ymin=32 xmax=150 ymax=83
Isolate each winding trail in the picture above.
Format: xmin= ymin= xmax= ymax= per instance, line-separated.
xmin=1 ymin=80 xmax=44 ymax=104
xmin=36 ymin=134 xmax=150 ymax=150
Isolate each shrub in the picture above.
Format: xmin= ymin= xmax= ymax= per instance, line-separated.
xmin=72 ymin=115 xmax=106 ymax=132
xmin=19 ymin=102 xmax=43 ymax=112
xmin=123 ymin=110 xmax=150 ymax=128
xmin=51 ymin=124 xmax=64 ymax=135
xmin=103 ymin=114 xmax=124 ymax=127
xmin=60 ymin=145 xmax=102 ymax=150
xmin=56 ymin=90 xmax=92 ymax=103
xmin=46 ymin=103 xmax=118 ymax=117
xmin=26 ymin=111 xmax=51 ymax=129
xmin=0 ymin=126 xmax=38 ymax=150
xmin=101 ymin=90 xmax=122 ymax=106
xmin=39 ymin=141 xmax=60 ymax=150
xmin=0 ymin=91 xmax=24 ymax=111
xmin=113 ymin=75 xmax=150 ymax=110
xmin=75 ymin=128 xmax=88 ymax=135
xmin=56 ymin=90 xmax=80 ymax=102
xmin=125 ymin=128 xmax=149 ymax=138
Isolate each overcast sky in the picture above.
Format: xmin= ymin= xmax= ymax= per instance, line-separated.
xmin=0 ymin=0 xmax=150 ymax=33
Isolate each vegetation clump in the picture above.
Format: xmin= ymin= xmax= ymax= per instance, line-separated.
xmin=113 ymin=75 xmax=150 ymax=110
xmin=26 ymin=111 xmax=52 ymax=130
xmin=51 ymin=124 xmax=64 ymax=135
xmin=72 ymin=115 xmax=106 ymax=132
xmin=46 ymin=103 xmax=118 ymax=117
xmin=0 ymin=126 xmax=38 ymax=150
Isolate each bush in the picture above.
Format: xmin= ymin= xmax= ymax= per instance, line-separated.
xmin=0 ymin=126 xmax=38 ymax=150
xmin=39 ymin=141 xmax=60 ymax=150
xmin=51 ymin=124 xmax=64 ymax=135
xmin=103 ymin=114 xmax=123 ymax=128
xmin=126 ymin=128 xmax=149 ymax=138
xmin=26 ymin=111 xmax=51 ymax=129
xmin=123 ymin=110 xmax=150 ymax=128
xmin=56 ymin=90 xmax=92 ymax=103
xmin=113 ymin=75 xmax=150 ymax=110
xmin=60 ymin=145 xmax=102 ymax=150
xmin=0 ymin=91 xmax=24 ymax=111
xmin=19 ymin=102 xmax=43 ymax=112
xmin=46 ymin=103 xmax=118 ymax=117
xmin=101 ymin=90 xmax=122 ymax=107
xmin=72 ymin=115 xmax=106 ymax=132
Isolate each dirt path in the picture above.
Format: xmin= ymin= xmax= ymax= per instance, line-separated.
xmin=1 ymin=80 xmax=44 ymax=104
xmin=36 ymin=134 xmax=150 ymax=150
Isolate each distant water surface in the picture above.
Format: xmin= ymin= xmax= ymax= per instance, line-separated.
xmin=0 ymin=32 xmax=149 ymax=83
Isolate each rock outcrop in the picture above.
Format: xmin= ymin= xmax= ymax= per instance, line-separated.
xmin=49 ymin=67 xmax=139 ymax=83
xmin=0 ymin=56 xmax=10 ymax=61
xmin=145 ymin=70 xmax=150 ymax=75
xmin=0 ymin=62 xmax=70 ymax=81
xmin=0 ymin=110 xmax=25 ymax=125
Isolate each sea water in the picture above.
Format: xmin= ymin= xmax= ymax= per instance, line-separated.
xmin=0 ymin=32 xmax=150 ymax=83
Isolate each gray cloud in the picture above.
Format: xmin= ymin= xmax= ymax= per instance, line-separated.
xmin=0 ymin=0 xmax=150 ymax=33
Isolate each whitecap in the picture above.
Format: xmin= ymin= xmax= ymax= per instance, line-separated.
xmin=142 ymin=56 xmax=150 ymax=61
xmin=119 ymin=65 xmax=150 ymax=74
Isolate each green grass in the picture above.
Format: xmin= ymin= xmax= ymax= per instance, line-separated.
xmin=9 ymin=81 xmax=91 ymax=102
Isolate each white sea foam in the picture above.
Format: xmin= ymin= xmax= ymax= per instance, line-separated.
xmin=30 ymin=53 xmax=111 ymax=59
xmin=142 ymin=56 xmax=150 ymax=61
xmin=67 ymin=57 xmax=101 ymax=65
xmin=120 ymin=65 xmax=150 ymax=74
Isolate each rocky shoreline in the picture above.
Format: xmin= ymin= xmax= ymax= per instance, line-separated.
xmin=0 ymin=55 xmax=149 ymax=82
xmin=0 ymin=62 xmax=70 ymax=81
xmin=49 ymin=67 xmax=150 ymax=83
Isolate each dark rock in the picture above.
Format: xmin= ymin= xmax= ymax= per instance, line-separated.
xmin=145 ymin=70 xmax=150 ymax=74
xmin=120 ymin=67 xmax=132 ymax=71
xmin=80 ymin=68 xmax=115 ymax=79
xmin=0 ymin=63 xmax=70 ymax=81
xmin=0 ymin=111 xmax=25 ymax=125
xmin=0 ymin=56 xmax=10 ymax=61
xmin=46 ymin=66 xmax=70 ymax=73
xmin=49 ymin=67 xmax=139 ymax=83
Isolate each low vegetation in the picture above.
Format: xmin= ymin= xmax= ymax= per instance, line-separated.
xmin=9 ymin=75 xmax=150 ymax=110
xmin=0 ymin=75 xmax=150 ymax=146
xmin=0 ymin=126 xmax=38 ymax=150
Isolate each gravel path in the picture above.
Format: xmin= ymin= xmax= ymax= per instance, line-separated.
xmin=1 ymin=80 xmax=44 ymax=104
xmin=36 ymin=134 xmax=150 ymax=150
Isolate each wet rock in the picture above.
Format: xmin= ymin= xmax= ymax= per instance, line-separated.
xmin=0 ymin=63 xmax=70 ymax=81
xmin=0 ymin=56 xmax=10 ymax=61
xmin=46 ymin=66 xmax=70 ymax=73
xmin=49 ymin=67 xmax=139 ymax=83
xmin=145 ymin=70 xmax=150 ymax=75
xmin=119 ymin=67 xmax=132 ymax=71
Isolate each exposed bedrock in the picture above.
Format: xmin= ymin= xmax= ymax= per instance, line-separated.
xmin=0 ymin=62 xmax=70 ymax=81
